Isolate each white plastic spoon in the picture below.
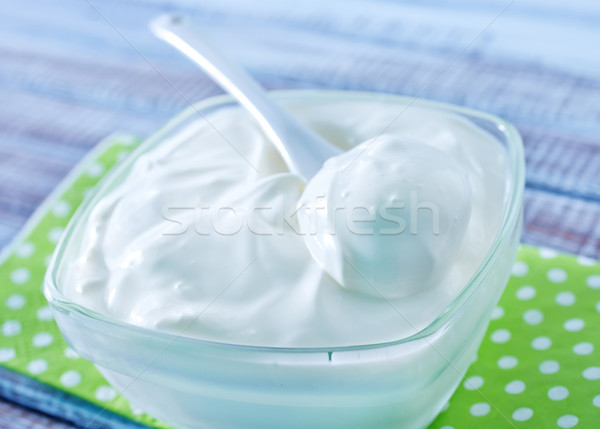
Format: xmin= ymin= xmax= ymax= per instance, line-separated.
xmin=150 ymin=13 xmax=342 ymax=180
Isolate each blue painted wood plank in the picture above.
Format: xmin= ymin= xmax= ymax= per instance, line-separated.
xmin=0 ymin=0 xmax=599 ymax=426
xmin=0 ymin=368 xmax=149 ymax=429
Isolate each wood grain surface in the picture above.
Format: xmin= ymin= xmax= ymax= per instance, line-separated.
xmin=1 ymin=0 xmax=599 ymax=427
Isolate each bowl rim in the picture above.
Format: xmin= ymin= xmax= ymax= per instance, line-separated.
xmin=44 ymin=89 xmax=525 ymax=354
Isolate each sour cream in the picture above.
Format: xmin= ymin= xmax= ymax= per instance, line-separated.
xmin=63 ymin=99 xmax=507 ymax=347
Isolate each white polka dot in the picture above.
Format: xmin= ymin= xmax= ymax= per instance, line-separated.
xmin=16 ymin=242 xmax=35 ymax=258
xmin=512 ymin=407 xmax=533 ymax=422
xmin=491 ymin=329 xmax=511 ymax=343
xmin=497 ymin=355 xmax=518 ymax=369
xmin=6 ymin=294 xmax=26 ymax=310
xmin=539 ymin=247 xmax=558 ymax=258
xmin=44 ymin=255 xmax=53 ymax=267
xmin=587 ymin=275 xmax=600 ymax=289
xmin=548 ymin=386 xmax=569 ymax=401
xmin=547 ymin=268 xmax=567 ymax=283
xmin=87 ymin=161 xmax=105 ymax=178
xmin=557 ymin=415 xmax=578 ymax=428
xmin=539 ymin=360 xmax=560 ymax=374
xmin=516 ymin=285 xmax=536 ymax=300
xmin=116 ymin=150 xmax=131 ymax=162
xmin=573 ymin=342 xmax=594 ymax=355
xmin=27 ymin=359 xmax=48 ymax=375
xmin=531 ymin=336 xmax=552 ymax=350
xmin=10 ymin=267 xmax=30 ymax=284
xmin=583 ymin=367 xmax=600 ymax=380
xmin=64 ymin=347 xmax=80 ymax=359
xmin=36 ymin=307 xmax=53 ymax=321
xmin=2 ymin=320 xmax=21 ymax=337
xmin=564 ymin=318 xmax=585 ymax=332
xmin=555 ymin=291 xmax=576 ymax=306
xmin=491 ymin=305 xmax=504 ymax=320
xmin=83 ymin=187 xmax=95 ymax=199
xmin=130 ymin=406 xmax=144 ymax=416
xmin=505 ymin=380 xmax=525 ymax=394
xmin=60 ymin=370 xmax=81 ymax=387
xmin=512 ymin=261 xmax=529 ymax=277
xmin=0 ymin=348 xmax=16 ymax=362
xmin=577 ymin=255 xmax=595 ymax=266
xmin=463 ymin=376 xmax=484 ymax=390
xmin=117 ymin=135 xmax=137 ymax=147
xmin=95 ymin=386 xmax=117 ymax=402
xmin=523 ymin=309 xmax=543 ymax=325
xmin=48 ymin=227 xmax=65 ymax=244
xmin=32 ymin=332 xmax=53 ymax=348
xmin=470 ymin=402 xmax=490 ymax=417
xmin=593 ymin=394 xmax=600 ymax=408
xmin=51 ymin=200 xmax=71 ymax=217
xmin=597 ymin=301 xmax=600 ymax=313
xmin=439 ymin=427 xmax=453 ymax=429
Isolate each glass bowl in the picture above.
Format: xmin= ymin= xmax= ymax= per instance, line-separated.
xmin=44 ymin=90 xmax=524 ymax=429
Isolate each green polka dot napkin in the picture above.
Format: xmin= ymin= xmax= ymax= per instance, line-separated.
xmin=1 ymin=134 xmax=599 ymax=428
xmin=0 ymin=135 xmax=169 ymax=428
xmin=431 ymin=245 xmax=600 ymax=428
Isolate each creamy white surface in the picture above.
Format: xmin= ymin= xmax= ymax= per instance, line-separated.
xmin=63 ymin=100 xmax=507 ymax=347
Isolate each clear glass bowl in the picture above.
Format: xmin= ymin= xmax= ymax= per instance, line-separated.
xmin=44 ymin=90 xmax=525 ymax=429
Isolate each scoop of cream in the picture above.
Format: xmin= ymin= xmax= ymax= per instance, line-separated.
xmin=298 ymin=135 xmax=471 ymax=298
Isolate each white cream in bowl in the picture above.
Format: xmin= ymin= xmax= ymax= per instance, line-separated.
xmin=63 ymin=98 xmax=507 ymax=348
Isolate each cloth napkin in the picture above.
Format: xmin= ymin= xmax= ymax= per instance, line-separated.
xmin=0 ymin=134 xmax=598 ymax=428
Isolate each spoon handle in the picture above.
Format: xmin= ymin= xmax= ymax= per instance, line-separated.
xmin=150 ymin=14 xmax=341 ymax=179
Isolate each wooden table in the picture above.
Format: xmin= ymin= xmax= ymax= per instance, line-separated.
xmin=1 ymin=0 xmax=599 ymax=427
